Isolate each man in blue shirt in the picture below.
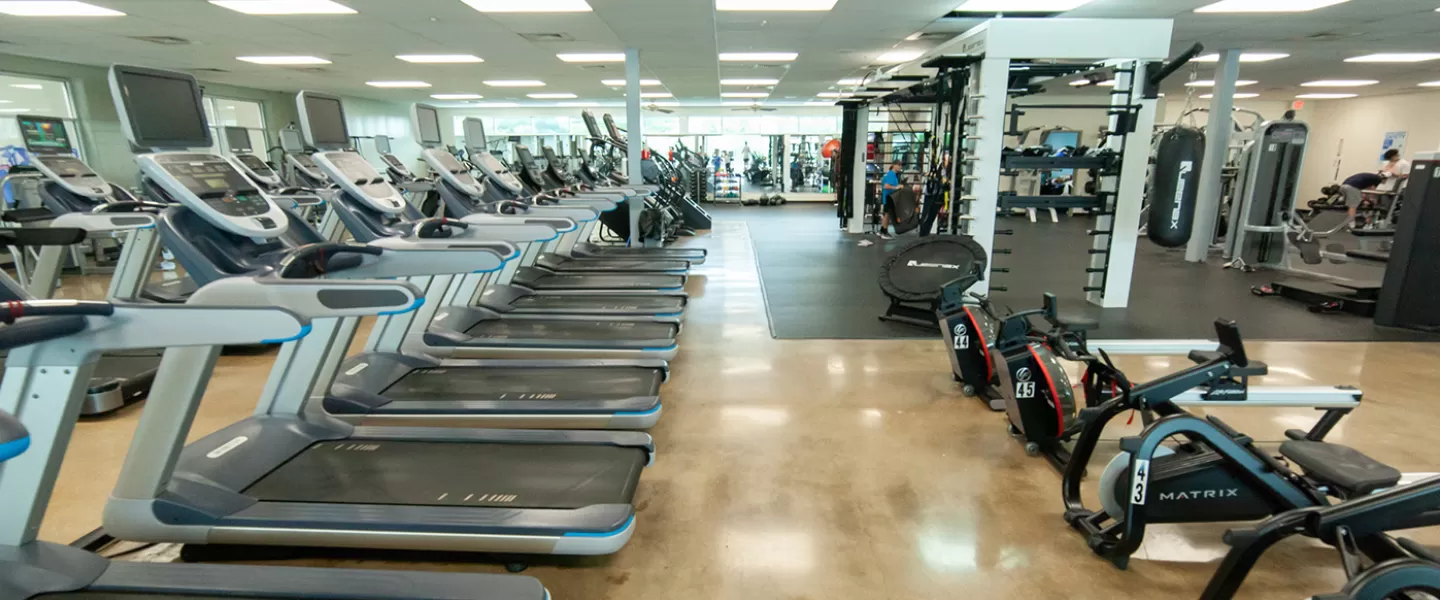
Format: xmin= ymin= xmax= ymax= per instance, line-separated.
xmin=879 ymin=161 xmax=903 ymax=239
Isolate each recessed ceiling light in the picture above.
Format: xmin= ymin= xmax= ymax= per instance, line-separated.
xmin=1420 ymin=81 xmax=1440 ymax=87
xmin=1301 ymin=79 xmax=1379 ymax=87
xmin=1345 ymin=53 xmax=1440 ymax=63
xmin=722 ymin=92 xmax=769 ymax=98
xmin=0 ymin=1 xmax=123 ymax=16
xmin=461 ymin=0 xmax=590 ymax=12
xmin=816 ymin=92 xmax=853 ymax=98
xmin=1296 ymin=93 xmax=1358 ymax=99
xmin=805 ymin=101 xmax=834 ymax=106
xmin=1194 ymin=52 xmax=1290 ymax=63
xmin=237 ymin=55 xmax=330 ymax=65
xmin=837 ymin=77 xmax=867 ymax=86
xmin=723 ymin=101 xmax=761 ymax=106
xmin=953 ymin=0 xmax=1096 ymax=11
xmin=209 ymin=0 xmax=355 ymax=15
xmin=431 ymin=93 xmax=483 ymax=100
xmin=473 ymin=102 xmax=521 ymax=107
xmin=716 ymin=0 xmax=836 ymax=10
xmin=1184 ymin=80 xmax=1258 ymax=87
xmin=0 ymin=100 xmax=11 ymax=103
xmin=1201 ymin=93 xmax=1260 ymax=98
xmin=366 ymin=81 xmax=430 ymax=88
xmin=396 ymin=54 xmax=483 ymax=63
xmin=557 ymin=53 xmax=624 ymax=63
xmin=905 ymin=32 xmax=922 ymax=41
xmin=640 ymin=92 xmax=674 ymax=98
xmin=528 ymin=92 xmax=577 ymax=99
xmin=1097 ymin=79 xmax=1116 ymax=87
xmin=1069 ymin=79 xmax=1092 ymax=87
xmin=1194 ymin=0 xmax=1350 ymax=12
xmin=11 ymin=83 xmax=44 ymax=90
xmin=876 ymin=50 xmax=923 ymax=64
xmin=602 ymin=79 xmax=661 ymax=86
xmin=484 ymin=80 xmax=546 ymax=87
xmin=719 ymin=52 xmax=798 ymax=62
xmin=557 ymin=101 xmax=600 ymax=107
xmin=721 ymin=78 xmax=780 ymax=85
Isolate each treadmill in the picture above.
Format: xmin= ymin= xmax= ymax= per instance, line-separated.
xmin=300 ymin=94 xmax=680 ymax=361
xmin=102 ymin=65 xmax=654 ymax=556
xmin=220 ymin=124 xmax=328 ymax=220
xmin=0 ymin=301 xmax=548 ymax=600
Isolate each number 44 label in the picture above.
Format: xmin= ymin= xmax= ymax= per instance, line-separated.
xmin=1131 ymin=459 xmax=1150 ymax=505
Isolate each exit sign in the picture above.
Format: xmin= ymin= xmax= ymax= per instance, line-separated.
xmin=1292 ymin=100 xmax=1305 ymax=110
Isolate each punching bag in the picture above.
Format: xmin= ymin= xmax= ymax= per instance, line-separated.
xmin=1148 ymin=127 xmax=1205 ymax=248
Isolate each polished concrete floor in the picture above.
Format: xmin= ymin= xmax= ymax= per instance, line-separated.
xmin=33 ymin=218 xmax=1440 ymax=599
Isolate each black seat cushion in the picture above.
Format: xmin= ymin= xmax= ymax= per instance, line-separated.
xmin=1057 ymin=315 xmax=1099 ymax=332
xmin=1280 ymin=440 xmax=1401 ymax=497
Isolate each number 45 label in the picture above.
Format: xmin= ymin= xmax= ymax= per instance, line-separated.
xmin=1131 ymin=459 xmax=1151 ymax=505
xmin=1015 ymin=381 xmax=1035 ymax=398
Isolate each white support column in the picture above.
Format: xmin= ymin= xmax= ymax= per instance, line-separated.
xmin=625 ymin=48 xmax=643 ymax=246
xmin=966 ymin=57 xmax=1010 ymax=296
xmin=847 ymin=106 xmax=870 ymax=234
xmin=780 ymin=135 xmax=790 ymax=192
xmin=1092 ymin=60 xmax=1157 ymax=308
xmin=1185 ymin=49 xmax=1241 ymax=262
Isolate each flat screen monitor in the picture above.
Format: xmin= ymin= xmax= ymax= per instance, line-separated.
xmin=16 ymin=115 xmax=73 ymax=155
xmin=415 ymin=104 xmax=442 ymax=146
xmin=224 ymin=126 xmax=252 ymax=153
xmin=299 ymin=91 xmax=350 ymax=148
xmin=462 ymin=117 xmax=487 ymax=148
xmin=109 ymin=65 xmax=211 ymax=148
xmin=279 ymin=128 xmax=304 ymax=152
xmin=375 ymin=134 xmax=392 ymax=155
xmin=581 ymin=111 xmax=603 ymax=137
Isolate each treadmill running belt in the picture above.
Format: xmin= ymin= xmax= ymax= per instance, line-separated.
xmin=464 ymin=320 xmax=678 ymax=341
xmin=244 ymin=441 xmax=646 ymax=509
xmin=382 ymin=366 xmax=663 ymax=401
xmin=510 ymin=294 xmax=685 ymax=312
xmin=526 ymin=273 xmax=684 ymax=289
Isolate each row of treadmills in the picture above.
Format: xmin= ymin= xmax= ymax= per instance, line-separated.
xmin=0 ymin=64 xmax=711 ymax=599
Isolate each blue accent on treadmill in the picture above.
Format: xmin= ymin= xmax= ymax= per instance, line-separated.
xmin=378 ymin=297 xmax=425 ymax=316
xmin=661 ymin=287 xmax=684 ymax=291
xmin=656 ymin=312 xmax=683 ymax=317
xmin=471 ymin=264 xmax=503 ymax=274
xmin=615 ymin=403 xmax=661 ymax=417
xmin=563 ymin=514 xmax=634 ymax=537
xmin=137 ymin=224 xmax=156 ymax=230
xmin=260 ymin=323 xmax=312 ymax=345
xmin=0 ymin=436 xmax=30 ymax=463
xmin=641 ymin=344 xmax=678 ymax=352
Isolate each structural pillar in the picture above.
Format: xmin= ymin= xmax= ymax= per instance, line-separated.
xmin=625 ymin=47 xmax=643 ymax=245
xmin=1186 ymin=49 xmax=1241 ymax=262
xmin=847 ymin=106 xmax=870 ymax=234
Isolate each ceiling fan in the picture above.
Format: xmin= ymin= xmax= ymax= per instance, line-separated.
xmin=643 ymin=103 xmax=674 ymax=114
xmin=730 ymin=105 xmax=777 ymax=112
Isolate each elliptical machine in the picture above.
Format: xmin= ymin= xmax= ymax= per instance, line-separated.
xmin=1062 ymin=320 xmax=1394 ymax=569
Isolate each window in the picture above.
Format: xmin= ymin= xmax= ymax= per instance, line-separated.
xmin=722 ymin=117 xmax=761 ymax=134
xmin=800 ymin=116 xmax=839 ymax=135
xmin=760 ymin=116 xmax=798 ymax=135
xmin=202 ymin=97 xmax=266 ymax=157
xmin=1 ymin=72 xmax=83 ymax=175
xmin=645 ymin=116 xmax=681 ymax=135
xmin=688 ymin=117 xmax=722 ymax=135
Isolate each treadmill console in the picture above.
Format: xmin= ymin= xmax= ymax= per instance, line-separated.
xmin=421 ymin=148 xmax=483 ymax=197
xmin=231 ymin=153 xmax=281 ymax=188
xmin=380 ymin=153 xmax=414 ymax=179
xmin=137 ymin=152 xmax=290 ymax=237
xmin=312 ymin=150 xmax=407 ymax=215
xmin=31 ymin=155 xmax=110 ymax=198
xmin=472 ymin=153 xmax=526 ymax=194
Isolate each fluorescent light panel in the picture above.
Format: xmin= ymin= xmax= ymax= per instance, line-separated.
xmin=1194 ymin=0 xmax=1350 ymax=12
xmin=805 ymin=101 xmax=834 ymax=106
xmin=1184 ymin=79 xmax=1258 ymax=87
xmin=1296 ymin=93 xmax=1357 ymax=98
xmin=237 ymin=55 xmax=330 ymax=65
xmin=876 ymin=50 xmax=922 ymax=63
xmin=473 ymin=102 xmax=520 ymax=107
xmin=719 ymin=52 xmax=798 ymax=62
xmin=558 ymin=101 xmax=599 ymax=107
xmin=557 ymin=53 xmax=624 ymax=63
xmin=723 ymin=101 xmax=760 ymax=106
xmin=1097 ymin=79 xmax=1116 ymax=87
xmin=209 ymin=0 xmax=355 ymax=15
xmin=527 ymin=92 xmax=576 ymax=99
xmin=837 ymin=77 xmax=866 ymax=85
xmin=721 ymin=78 xmax=780 ymax=85
xmin=461 ymin=0 xmax=590 ymax=12
xmin=484 ymin=80 xmax=545 ymax=87
xmin=431 ymin=93 xmax=483 ymax=100
xmin=816 ymin=92 xmax=853 ymax=98
xmin=1195 ymin=52 xmax=1289 ymax=63
xmin=1302 ymin=79 xmax=1378 ymax=87
xmin=397 ymin=54 xmax=482 ymax=63
xmin=722 ymin=92 xmax=769 ymax=98
xmin=603 ymin=79 xmax=661 ymax=86
xmin=1201 ymin=93 xmax=1260 ymax=98
xmin=366 ymin=80 xmax=430 ymax=88
xmin=1420 ymin=81 xmax=1440 ymax=87
xmin=640 ymin=92 xmax=673 ymax=98
xmin=953 ymin=0 xmax=1096 ymax=11
xmin=1345 ymin=53 xmax=1440 ymax=63
xmin=0 ymin=1 xmax=123 ymax=16
xmin=716 ymin=0 xmax=837 ymax=10
xmin=11 ymin=84 xmax=44 ymax=89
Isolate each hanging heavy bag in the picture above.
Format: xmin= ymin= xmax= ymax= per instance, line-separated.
xmin=1147 ymin=126 xmax=1205 ymax=248
xmin=891 ymin=187 xmax=922 ymax=235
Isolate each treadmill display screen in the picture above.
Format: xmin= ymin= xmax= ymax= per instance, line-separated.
xmin=18 ymin=116 xmax=73 ymax=155
xmin=303 ymin=94 xmax=350 ymax=147
xmin=224 ymin=126 xmax=253 ymax=152
xmin=116 ymin=68 xmax=210 ymax=147
xmin=415 ymin=105 xmax=442 ymax=145
xmin=163 ymin=160 xmax=268 ymax=216
xmin=237 ymin=154 xmax=276 ymax=177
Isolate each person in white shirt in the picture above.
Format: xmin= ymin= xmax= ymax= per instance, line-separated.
xmin=1380 ymin=149 xmax=1411 ymax=191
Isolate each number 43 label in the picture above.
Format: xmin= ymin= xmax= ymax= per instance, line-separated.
xmin=1131 ymin=459 xmax=1150 ymax=505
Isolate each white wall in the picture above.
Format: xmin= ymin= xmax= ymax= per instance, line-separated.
xmin=1296 ymin=90 xmax=1440 ymax=196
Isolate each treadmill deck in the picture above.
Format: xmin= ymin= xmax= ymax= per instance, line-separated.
xmin=381 ymin=366 xmax=663 ymax=402
xmin=463 ymin=319 xmax=678 ymax=342
xmin=243 ymin=441 xmax=646 ymax=509
xmin=508 ymin=294 xmax=685 ymax=313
